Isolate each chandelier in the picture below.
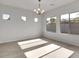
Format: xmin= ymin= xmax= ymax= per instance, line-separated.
xmin=34 ymin=0 xmax=45 ymax=15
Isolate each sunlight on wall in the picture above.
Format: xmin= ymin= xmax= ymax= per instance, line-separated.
xmin=21 ymin=16 xmax=27 ymax=21
xmin=2 ymin=14 xmax=10 ymax=20
xmin=34 ymin=18 xmax=38 ymax=22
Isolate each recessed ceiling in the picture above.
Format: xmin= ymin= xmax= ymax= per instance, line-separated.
xmin=0 ymin=0 xmax=77 ymax=11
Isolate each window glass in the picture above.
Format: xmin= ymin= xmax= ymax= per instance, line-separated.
xmin=70 ymin=12 xmax=79 ymax=34
xmin=46 ymin=17 xmax=56 ymax=32
xmin=60 ymin=12 xmax=79 ymax=35
xmin=60 ymin=14 xmax=70 ymax=33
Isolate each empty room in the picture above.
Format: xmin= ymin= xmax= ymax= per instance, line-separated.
xmin=0 ymin=0 xmax=79 ymax=58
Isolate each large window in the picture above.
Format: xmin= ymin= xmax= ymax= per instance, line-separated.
xmin=46 ymin=17 xmax=56 ymax=32
xmin=70 ymin=12 xmax=79 ymax=34
xmin=60 ymin=14 xmax=70 ymax=33
xmin=61 ymin=12 xmax=79 ymax=34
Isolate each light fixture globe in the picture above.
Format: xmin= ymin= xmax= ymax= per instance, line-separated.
xmin=34 ymin=0 xmax=45 ymax=15
xmin=34 ymin=8 xmax=45 ymax=15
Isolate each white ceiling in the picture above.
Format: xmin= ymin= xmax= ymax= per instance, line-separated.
xmin=0 ymin=0 xmax=77 ymax=11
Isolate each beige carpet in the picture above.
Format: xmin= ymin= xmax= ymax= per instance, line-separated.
xmin=0 ymin=38 xmax=79 ymax=58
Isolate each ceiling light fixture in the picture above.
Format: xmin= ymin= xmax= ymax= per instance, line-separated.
xmin=34 ymin=0 xmax=45 ymax=15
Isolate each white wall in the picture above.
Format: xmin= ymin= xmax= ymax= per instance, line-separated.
xmin=0 ymin=4 xmax=42 ymax=43
xmin=43 ymin=1 xmax=79 ymax=47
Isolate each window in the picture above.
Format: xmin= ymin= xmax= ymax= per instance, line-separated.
xmin=34 ymin=18 xmax=38 ymax=22
xmin=46 ymin=17 xmax=56 ymax=32
xmin=21 ymin=16 xmax=27 ymax=21
xmin=60 ymin=12 xmax=79 ymax=34
xmin=2 ymin=14 xmax=10 ymax=20
xmin=70 ymin=12 xmax=79 ymax=34
xmin=60 ymin=14 xmax=70 ymax=33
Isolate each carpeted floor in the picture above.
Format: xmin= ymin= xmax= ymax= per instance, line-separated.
xmin=0 ymin=37 xmax=79 ymax=58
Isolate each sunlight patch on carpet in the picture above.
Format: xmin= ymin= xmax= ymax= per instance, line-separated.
xmin=24 ymin=44 xmax=60 ymax=58
xmin=43 ymin=47 xmax=74 ymax=58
